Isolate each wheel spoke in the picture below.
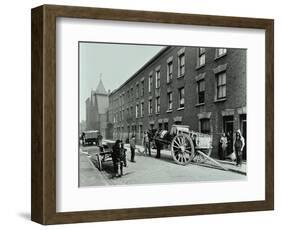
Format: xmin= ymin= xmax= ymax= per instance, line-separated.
xmin=179 ymin=137 xmax=184 ymax=146
xmin=174 ymin=139 xmax=181 ymax=147
xmin=174 ymin=140 xmax=180 ymax=147
xmin=184 ymin=150 xmax=192 ymax=156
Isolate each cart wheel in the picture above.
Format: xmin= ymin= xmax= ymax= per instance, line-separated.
xmin=192 ymin=148 xmax=212 ymax=164
xmin=171 ymin=133 xmax=195 ymax=165
xmin=96 ymin=154 xmax=102 ymax=171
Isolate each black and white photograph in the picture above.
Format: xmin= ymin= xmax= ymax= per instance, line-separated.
xmin=79 ymin=42 xmax=247 ymax=187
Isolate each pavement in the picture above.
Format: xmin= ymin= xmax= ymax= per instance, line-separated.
xmin=79 ymin=149 xmax=109 ymax=187
xmin=79 ymin=141 xmax=247 ymax=187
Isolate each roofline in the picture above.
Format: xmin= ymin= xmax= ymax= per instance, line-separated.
xmin=109 ymin=46 xmax=171 ymax=96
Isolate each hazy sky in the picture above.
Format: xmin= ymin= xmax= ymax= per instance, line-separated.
xmin=79 ymin=42 xmax=164 ymax=121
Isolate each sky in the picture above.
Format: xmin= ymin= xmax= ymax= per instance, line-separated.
xmin=79 ymin=42 xmax=164 ymax=121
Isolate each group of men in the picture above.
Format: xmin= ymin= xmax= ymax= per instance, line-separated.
xmin=111 ymin=130 xmax=156 ymax=178
xmin=220 ymin=129 xmax=245 ymax=167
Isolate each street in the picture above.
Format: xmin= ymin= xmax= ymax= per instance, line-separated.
xmin=79 ymin=143 xmax=247 ymax=187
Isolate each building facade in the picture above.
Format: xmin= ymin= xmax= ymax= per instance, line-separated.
xmin=85 ymin=79 xmax=110 ymax=138
xmin=108 ymin=46 xmax=246 ymax=158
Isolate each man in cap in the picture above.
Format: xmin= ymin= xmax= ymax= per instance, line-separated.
xmin=233 ymin=129 xmax=245 ymax=167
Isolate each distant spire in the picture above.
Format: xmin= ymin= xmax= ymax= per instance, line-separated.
xmin=95 ymin=75 xmax=107 ymax=94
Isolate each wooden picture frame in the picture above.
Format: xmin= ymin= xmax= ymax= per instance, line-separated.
xmin=31 ymin=4 xmax=274 ymax=225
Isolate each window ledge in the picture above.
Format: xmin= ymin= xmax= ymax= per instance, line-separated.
xmin=214 ymin=53 xmax=227 ymax=60
xmin=177 ymin=107 xmax=185 ymax=111
xmin=196 ymin=64 xmax=205 ymax=70
xmin=214 ymin=98 xmax=227 ymax=103
xmin=177 ymin=74 xmax=184 ymax=79
xmin=155 ymin=112 xmax=160 ymax=115
xmin=195 ymin=103 xmax=205 ymax=107
xmin=166 ymin=110 xmax=173 ymax=113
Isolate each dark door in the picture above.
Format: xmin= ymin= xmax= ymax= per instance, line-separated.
xmin=223 ymin=116 xmax=234 ymax=154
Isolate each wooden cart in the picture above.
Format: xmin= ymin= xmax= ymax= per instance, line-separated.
xmin=96 ymin=140 xmax=115 ymax=171
xmin=154 ymin=125 xmax=213 ymax=166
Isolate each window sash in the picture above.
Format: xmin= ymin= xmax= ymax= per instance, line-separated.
xmin=179 ymin=88 xmax=185 ymax=107
xmin=167 ymin=62 xmax=173 ymax=82
xmin=148 ymin=75 xmax=152 ymax=92
xmin=199 ymin=54 xmax=205 ymax=66
xmin=199 ymin=48 xmax=205 ymax=55
xmin=178 ymin=54 xmax=185 ymax=76
xmin=155 ymin=71 xmax=160 ymax=88
xmin=136 ymin=105 xmax=139 ymax=118
xmin=168 ymin=92 xmax=173 ymax=110
xmin=217 ymin=48 xmax=227 ymax=56
xmin=155 ymin=97 xmax=160 ymax=113
xmin=136 ymin=84 xmax=139 ymax=98
xmin=216 ymin=72 xmax=226 ymax=99
xmin=148 ymin=100 xmax=152 ymax=114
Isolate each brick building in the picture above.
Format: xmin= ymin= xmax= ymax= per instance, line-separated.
xmin=108 ymin=46 xmax=246 ymax=158
xmin=85 ymin=79 xmax=110 ymax=138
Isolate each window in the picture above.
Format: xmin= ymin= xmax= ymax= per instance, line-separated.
xmin=216 ymin=72 xmax=226 ymax=99
xmin=140 ymin=102 xmax=144 ymax=117
xmin=127 ymin=90 xmax=130 ymax=100
xmin=136 ymin=84 xmax=139 ymax=98
xmin=140 ymin=80 xmax=145 ymax=96
xmin=167 ymin=61 xmax=173 ymax=83
xmin=198 ymin=48 xmax=205 ymax=66
xmin=130 ymin=87 xmax=134 ymax=99
xmin=167 ymin=92 xmax=173 ymax=110
xmin=216 ymin=48 xmax=227 ymax=57
xmin=148 ymin=74 xmax=153 ymax=93
xmin=155 ymin=97 xmax=160 ymax=113
xmin=197 ymin=80 xmax=205 ymax=104
xmin=200 ymin=118 xmax=210 ymax=134
xmin=178 ymin=53 xmax=185 ymax=77
xmin=155 ymin=70 xmax=160 ymax=88
xmin=148 ymin=99 xmax=153 ymax=115
xmin=136 ymin=104 xmax=139 ymax=118
xmin=178 ymin=87 xmax=185 ymax=108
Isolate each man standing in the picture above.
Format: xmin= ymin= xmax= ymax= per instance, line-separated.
xmin=112 ymin=140 xmax=123 ymax=177
xmin=130 ymin=135 xmax=136 ymax=163
xmin=233 ymin=129 xmax=245 ymax=167
xmin=143 ymin=131 xmax=151 ymax=156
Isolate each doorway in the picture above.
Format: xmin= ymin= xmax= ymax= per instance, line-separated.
xmin=223 ymin=116 xmax=234 ymax=155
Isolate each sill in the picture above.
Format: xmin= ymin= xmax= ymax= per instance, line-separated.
xmin=214 ymin=98 xmax=227 ymax=103
xmin=148 ymin=113 xmax=153 ymax=117
xmin=196 ymin=64 xmax=205 ymax=70
xmin=155 ymin=112 xmax=160 ymax=115
xmin=195 ymin=103 xmax=205 ymax=107
xmin=177 ymin=107 xmax=184 ymax=111
xmin=177 ymin=74 xmax=184 ymax=79
xmin=166 ymin=110 xmax=173 ymax=113
xmin=214 ymin=53 xmax=227 ymax=60
xmin=166 ymin=80 xmax=172 ymax=84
